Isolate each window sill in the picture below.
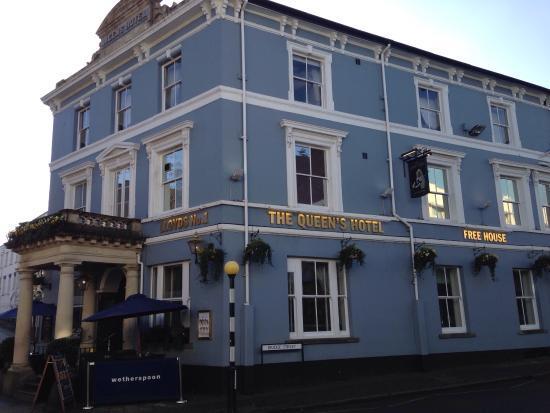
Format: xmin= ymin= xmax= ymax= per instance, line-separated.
xmin=518 ymin=329 xmax=546 ymax=335
xmin=439 ymin=332 xmax=476 ymax=339
xmin=286 ymin=337 xmax=359 ymax=345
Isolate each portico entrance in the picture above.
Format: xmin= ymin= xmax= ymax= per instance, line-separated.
xmin=2 ymin=209 xmax=143 ymax=393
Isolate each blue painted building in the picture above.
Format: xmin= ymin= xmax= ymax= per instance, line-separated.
xmin=9 ymin=0 xmax=550 ymax=390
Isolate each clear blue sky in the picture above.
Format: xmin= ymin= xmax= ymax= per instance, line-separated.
xmin=0 ymin=0 xmax=548 ymax=242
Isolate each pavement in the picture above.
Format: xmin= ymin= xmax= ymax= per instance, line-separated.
xmin=1 ymin=356 xmax=550 ymax=412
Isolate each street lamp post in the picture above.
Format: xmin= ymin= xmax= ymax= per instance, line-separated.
xmin=224 ymin=261 xmax=239 ymax=413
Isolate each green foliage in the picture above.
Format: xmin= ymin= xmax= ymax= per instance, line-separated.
xmin=532 ymin=254 xmax=550 ymax=275
xmin=338 ymin=243 xmax=365 ymax=269
xmin=46 ymin=337 xmax=80 ymax=368
xmin=474 ymin=253 xmax=498 ymax=280
xmin=243 ymin=238 xmax=272 ymax=265
xmin=414 ymin=247 xmax=437 ymax=274
xmin=0 ymin=337 xmax=14 ymax=370
xmin=198 ymin=243 xmax=225 ymax=282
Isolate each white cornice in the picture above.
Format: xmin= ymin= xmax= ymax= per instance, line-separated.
xmin=42 ymin=0 xmax=206 ymax=108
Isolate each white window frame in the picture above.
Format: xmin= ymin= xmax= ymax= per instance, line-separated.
xmin=59 ymin=161 xmax=94 ymax=212
xmin=287 ymin=42 xmax=334 ymax=110
xmin=490 ymin=160 xmax=534 ymax=230
xmin=143 ymin=121 xmax=193 ymax=218
xmin=287 ymin=258 xmax=349 ymax=340
xmin=97 ymin=143 xmax=139 ymax=218
xmin=76 ymin=105 xmax=91 ymax=150
xmin=414 ymin=77 xmax=452 ymax=134
xmin=114 ymin=82 xmax=132 ymax=132
xmin=150 ymin=262 xmax=190 ymax=328
xmin=487 ymin=97 xmax=521 ymax=147
xmin=420 ymin=147 xmax=465 ymax=224
xmin=161 ymin=54 xmax=183 ymax=112
xmin=513 ymin=269 xmax=540 ymax=331
xmin=436 ymin=266 xmax=467 ymax=334
xmin=532 ymin=170 xmax=550 ymax=231
xmin=281 ymin=119 xmax=346 ymax=212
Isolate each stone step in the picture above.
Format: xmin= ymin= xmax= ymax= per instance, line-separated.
xmin=14 ymin=389 xmax=36 ymax=403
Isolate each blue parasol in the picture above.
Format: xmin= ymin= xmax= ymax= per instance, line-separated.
xmin=82 ymin=294 xmax=187 ymax=322
xmin=0 ymin=301 xmax=57 ymax=319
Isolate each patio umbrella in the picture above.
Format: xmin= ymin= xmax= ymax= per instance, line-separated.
xmin=82 ymin=293 xmax=187 ymax=322
xmin=0 ymin=301 xmax=57 ymax=319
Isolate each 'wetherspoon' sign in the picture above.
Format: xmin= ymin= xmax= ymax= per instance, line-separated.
xmin=160 ymin=211 xmax=208 ymax=233
xmin=268 ymin=210 xmax=383 ymax=233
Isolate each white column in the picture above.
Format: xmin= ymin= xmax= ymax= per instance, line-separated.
xmin=55 ymin=263 xmax=75 ymax=339
xmin=123 ymin=264 xmax=140 ymax=350
xmin=80 ymin=275 xmax=96 ymax=347
xmin=10 ymin=268 xmax=34 ymax=369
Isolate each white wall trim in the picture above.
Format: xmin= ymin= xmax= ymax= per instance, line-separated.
xmin=59 ymin=161 xmax=94 ymax=212
xmin=144 ymin=121 xmax=194 ymax=217
xmin=96 ymin=142 xmax=140 ymax=218
xmin=281 ymin=119 xmax=346 ymax=212
xmin=491 ymin=160 xmax=535 ymax=230
xmin=143 ymin=221 xmax=550 ymax=252
xmin=414 ymin=77 xmax=452 ymax=134
xmin=532 ymin=170 xmax=550 ymax=231
xmin=487 ymin=96 xmax=522 ymax=147
xmin=286 ymin=41 xmax=334 ymax=110
xmin=50 ymin=86 xmax=550 ymax=174
xmin=421 ymin=149 xmax=465 ymax=224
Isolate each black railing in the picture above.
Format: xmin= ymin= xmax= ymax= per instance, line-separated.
xmin=6 ymin=209 xmax=144 ymax=251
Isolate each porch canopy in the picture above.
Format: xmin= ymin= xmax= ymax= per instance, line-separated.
xmin=5 ymin=209 xmax=144 ymax=371
xmin=0 ymin=301 xmax=56 ymax=319
xmin=83 ymin=293 xmax=187 ymax=321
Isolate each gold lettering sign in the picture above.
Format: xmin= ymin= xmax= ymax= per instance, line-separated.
xmin=160 ymin=211 xmax=208 ymax=233
xmin=268 ymin=210 xmax=383 ymax=234
xmin=463 ymin=229 xmax=507 ymax=243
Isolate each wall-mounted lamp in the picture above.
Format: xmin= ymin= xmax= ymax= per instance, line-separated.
xmin=462 ymin=124 xmax=486 ymax=137
xmin=187 ymin=233 xmax=204 ymax=264
xmin=478 ymin=201 xmax=491 ymax=210
xmin=76 ymin=276 xmax=88 ymax=291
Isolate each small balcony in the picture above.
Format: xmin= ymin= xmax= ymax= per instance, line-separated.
xmin=6 ymin=209 xmax=143 ymax=252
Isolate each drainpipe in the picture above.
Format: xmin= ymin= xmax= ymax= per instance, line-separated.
xmin=380 ymin=45 xmax=426 ymax=354
xmin=240 ymin=0 xmax=250 ymax=305
xmin=137 ymin=252 xmax=144 ymax=294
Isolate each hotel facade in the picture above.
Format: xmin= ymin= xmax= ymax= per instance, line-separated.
xmin=6 ymin=0 xmax=550 ymax=390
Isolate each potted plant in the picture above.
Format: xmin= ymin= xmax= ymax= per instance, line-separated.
xmin=473 ymin=252 xmax=498 ymax=280
xmin=198 ymin=243 xmax=225 ymax=282
xmin=532 ymin=254 xmax=550 ymax=275
xmin=338 ymin=242 xmax=365 ymax=269
xmin=414 ymin=247 xmax=437 ymax=274
xmin=243 ymin=237 xmax=272 ymax=265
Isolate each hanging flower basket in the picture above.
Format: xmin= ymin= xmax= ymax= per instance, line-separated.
xmin=473 ymin=253 xmax=498 ymax=280
xmin=532 ymin=254 xmax=550 ymax=275
xmin=338 ymin=243 xmax=365 ymax=269
xmin=243 ymin=237 xmax=272 ymax=266
xmin=414 ymin=247 xmax=437 ymax=274
xmin=197 ymin=243 xmax=225 ymax=282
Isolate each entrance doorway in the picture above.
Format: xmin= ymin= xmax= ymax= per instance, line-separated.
xmin=96 ymin=268 xmax=126 ymax=354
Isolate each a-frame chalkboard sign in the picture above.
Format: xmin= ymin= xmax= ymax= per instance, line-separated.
xmin=31 ymin=355 xmax=74 ymax=413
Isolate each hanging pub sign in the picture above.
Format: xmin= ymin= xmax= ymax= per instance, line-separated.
xmin=408 ymin=156 xmax=429 ymax=198
xmin=401 ymin=148 xmax=432 ymax=198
